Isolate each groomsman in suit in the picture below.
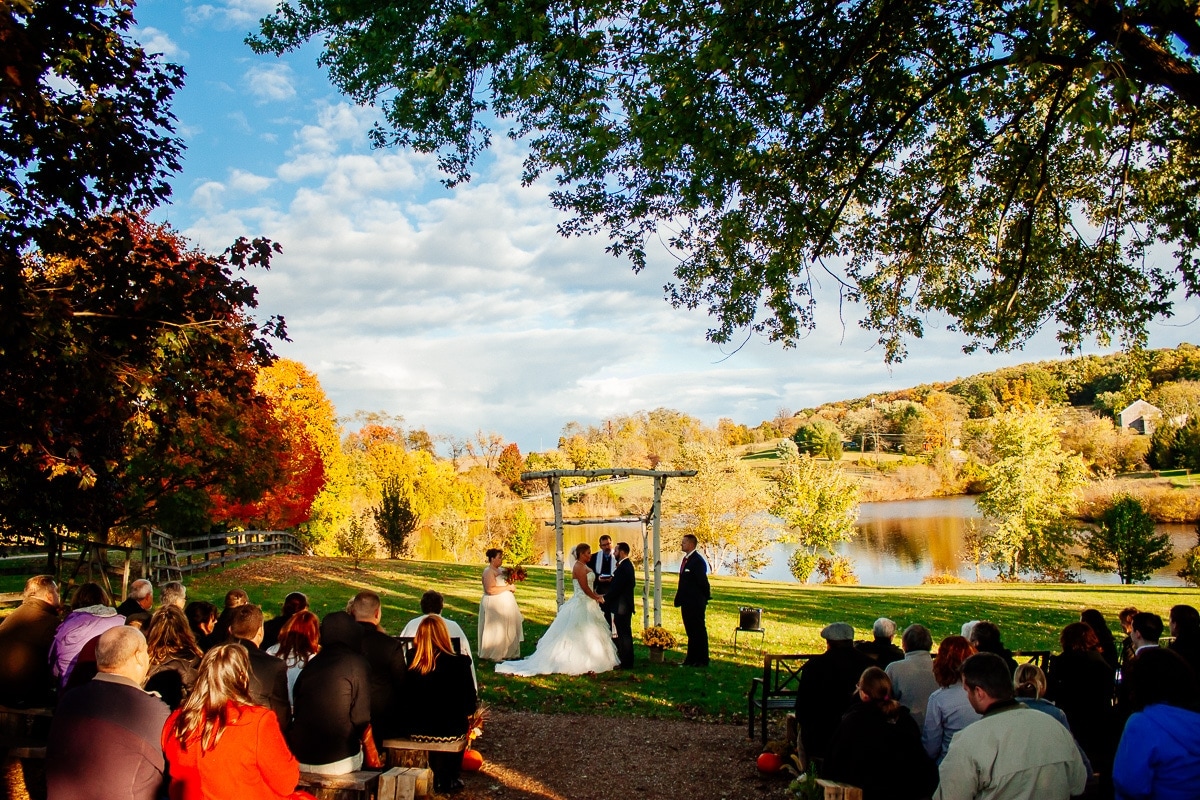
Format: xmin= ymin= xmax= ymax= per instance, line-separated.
xmin=607 ymin=542 xmax=636 ymax=669
xmin=588 ymin=535 xmax=617 ymax=634
xmin=674 ymin=534 xmax=711 ymax=667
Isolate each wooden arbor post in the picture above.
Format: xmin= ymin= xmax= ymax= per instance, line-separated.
xmin=520 ymin=468 xmax=696 ymax=614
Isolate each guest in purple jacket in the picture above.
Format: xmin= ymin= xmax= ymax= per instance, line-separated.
xmin=49 ymin=582 xmax=125 ymax=690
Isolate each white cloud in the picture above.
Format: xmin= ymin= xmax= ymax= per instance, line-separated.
xmin=185 ymin=0 xmax=277 ymax=28
xmin=228 ymin=169 xmax=273 ymax=193
xmin=244 ymin=63 xmax=297 ymax=102
xmin=135 ymin=27 xmax=187 ymax=59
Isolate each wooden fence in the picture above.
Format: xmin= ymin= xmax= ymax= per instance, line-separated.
xmin=169 ymin=530 xmax=303 ymax=576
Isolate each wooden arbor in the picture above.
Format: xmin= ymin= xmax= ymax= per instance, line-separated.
xmin=519 ymin=467 xmax=695 ymax=627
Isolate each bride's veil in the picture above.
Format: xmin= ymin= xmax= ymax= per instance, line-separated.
xmin=568 ymin=543 xmax=582 ymax=562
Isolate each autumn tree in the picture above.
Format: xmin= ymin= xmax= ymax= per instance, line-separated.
xmin=977 ymin=406 xmax=1089 ymax=578
xmin=665 ymin=442 xmax=772 ymax=576
xmin=0 ymin=215 xmax=285 ymax=544
xmin=1080 ymin=495 xmax=1174 ymax=584
xmin=1 ymin=4 xmax=294 ymax=558
xmin=253 ymin=359 xmax=349 ymax=548
xmin=495 ymin=443 xmax=525 ymax=494
xmin=770 ymin=440 xmax=861 ymax=582
xmin=504 ymin=503 xmax=539 ymax=567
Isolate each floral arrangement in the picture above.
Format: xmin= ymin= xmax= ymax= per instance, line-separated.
xmin=504 ymin=564 xmax=527 ymax=583
xmin=467 ymin=703 xmax=489 ymax=744
xmin=783 ymin=763 xmax=822 ymax=800
xmin=640 ymin=625 xmax=678 ymax=649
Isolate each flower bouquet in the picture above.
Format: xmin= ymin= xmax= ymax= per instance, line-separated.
xmin=503 ymin=564 xmax=527 ymax=583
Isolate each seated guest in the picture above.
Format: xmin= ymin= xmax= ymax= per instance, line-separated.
xmin=50 ymin=582 xmax=126 ymax=690
xmin=827 ymin=666 xmax=937 ymax=800
xmin=266 ymin=609 xmax=320 ymax=706
xmin=185 ymin=601 xmax=219 ymax=651
xmin=46 ymin=627 xmax=170 ymax=800
xmin=209 ymin=588 xmax=249 ymax=646
xmin=228 ymin=604 xmax=290 ymax=728
xmin=1080 ymin=608 xmax=1120 ymax=671
xmin=1118 ymin=611 xmax=1165 ymax=714
xmin=349 ymin=590 xmax=408 ymax=746
xmin=160 ymin=581 xmax=187 ymax=611
xmin=0 ymin=575 xmax=60 ymax=707
xmin=1168 ymin=604 xmax=1200 ymax=675
xmin=287 ymin=611 xmax=371 ymax=775
xmin=1118 ymin=606 xmax=1139 ymax=666
xmin=794 ymin=622 xmax=874 ymax=767
xmin=401 ymin=589 xmax=478 ymax=688
xmin=1112 ymin=647 xmax=1200 ymax=800
xmin=116 ymin=579 xmax=154 ymax=627
xmin=855 ymin=617 xmax=905 ymax=668
xmin=934 ymin=653 xmax=1087 ymax=800
xmin=400 ymin=616 xmax=478 ymax=795
xmin=923 ymin=635 xmax=981 ymax=764
xmin=263 ymin=591 xmax=308 ymax=649
xmin=144 ymin=605 xmax=204 ymax=710
xmin=885 ymin=623 xmax=939 ymax=729
xmin=968 ymin=621 xmax=1017 ymax=675
xmin=162 ymin=642 xmax=306 ymax=800
xmin=1046 ymin=621 xmax=1118 ymax=773
xmin=1014 ymin=663 xmax=1092 ymax=777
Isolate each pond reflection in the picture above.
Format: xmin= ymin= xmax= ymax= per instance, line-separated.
xmin=408 ymin=495 xmax=1195 ymax=587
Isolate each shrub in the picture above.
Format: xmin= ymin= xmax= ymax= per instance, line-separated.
xmin=922 ymin=572 xmax=968 ymax=585
xmin=816 ymin=555 xmax=858 ymax=585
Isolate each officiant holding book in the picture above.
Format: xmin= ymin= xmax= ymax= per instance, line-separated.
xmin=587 ymin=535 xmax=617 ymax=633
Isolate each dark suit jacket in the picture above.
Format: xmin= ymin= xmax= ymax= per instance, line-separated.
xmin=288 ymin=643 xmax=371 ymax=764
xmin=399 ymin=652 xmax=477 ymax=738
xmin=46 ymin=674 xmax=170 ymax=800
xmin=606 ymin=558 xmax=636 ymax=616
xmin=358 ymin=621 xmax=408 ymax=741
xmin=673 ymin=550 xmax=711 ymax=607
xmin=231 ymin=637 xmax=290 ymax=729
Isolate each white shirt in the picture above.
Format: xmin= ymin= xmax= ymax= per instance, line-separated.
xmin=400 ymin=613 xmax=477 ymax=689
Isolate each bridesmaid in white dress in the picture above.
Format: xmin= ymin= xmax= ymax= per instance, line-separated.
xmin=495 ymin=543 xmax=620 ymax=676
xmin=477 ymin=548 xmax=524 ymax=660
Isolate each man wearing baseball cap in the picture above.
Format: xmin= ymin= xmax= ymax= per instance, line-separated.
xmin=794 ymin=622 xmax=874 ymax=767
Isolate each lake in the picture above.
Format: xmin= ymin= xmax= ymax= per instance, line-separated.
xmin=409 ymin=495 xmax=1197 ymax=587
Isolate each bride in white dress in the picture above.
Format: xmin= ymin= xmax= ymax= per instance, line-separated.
xmin=495 ymin=543 xmax=620 ymax=676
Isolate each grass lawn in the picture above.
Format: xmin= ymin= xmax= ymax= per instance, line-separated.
xmin=7 ymin=554 xmax=1196 ymax=723
xmin=167 ymin=556 xmax=1200 ymax=723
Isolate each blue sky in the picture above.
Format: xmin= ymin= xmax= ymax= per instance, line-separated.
xmin=132 ymin=0 xmax=1200 ymax=453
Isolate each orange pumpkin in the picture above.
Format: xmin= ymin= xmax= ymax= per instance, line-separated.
xmin=462 ymin=748 xmax=484 ymax=771
xmin=756 ymin=752 xmax=783 ymax=773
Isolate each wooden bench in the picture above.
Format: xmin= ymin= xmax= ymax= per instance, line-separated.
xmin=817 ymin=779 xmax=863 ymax=799
xmin=1014 ymin=650 xmax=1051 ymax=671
xmin=748 ymin=653 xmax=819 ymax=743
xmin=381 ymin=735 xmax=468 ymax=770
xmin=296 ymin=769 xmax=380 ymax=800
xmin=378 ymin=767 xmax=433 ymax=800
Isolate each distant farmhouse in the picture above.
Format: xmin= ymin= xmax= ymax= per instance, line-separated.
xmin=1119 ymin=400 xmax=1162 ymax=435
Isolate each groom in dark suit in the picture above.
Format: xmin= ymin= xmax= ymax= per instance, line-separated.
xmin=674 ymin=534 xmax=711 ymax=667
xmin=607 ymin=542 xmax=636 ymax=669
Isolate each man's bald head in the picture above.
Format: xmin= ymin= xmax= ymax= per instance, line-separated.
xmin=96 ymin=627 xmax=150 ymax=684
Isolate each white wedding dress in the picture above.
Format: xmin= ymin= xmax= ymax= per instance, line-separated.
xmin=495 ymin=570 xmax=620 ymax=676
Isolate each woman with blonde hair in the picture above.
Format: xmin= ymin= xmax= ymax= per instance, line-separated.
xmin=144 ymin=605 xmax=203 ymax=709
xmin=922 ymin=635 xmax=981 ymax=763
xmin=161 ymin=643 xmax=307 ymax=799
xmin=827 ymin=667 xmax=936 ymax=799
xmin=400 ymin=616 xmax=478 ymax=794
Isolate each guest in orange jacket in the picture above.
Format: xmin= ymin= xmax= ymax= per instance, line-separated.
xmin=162 ymin=642 xmax=309 ymax=800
